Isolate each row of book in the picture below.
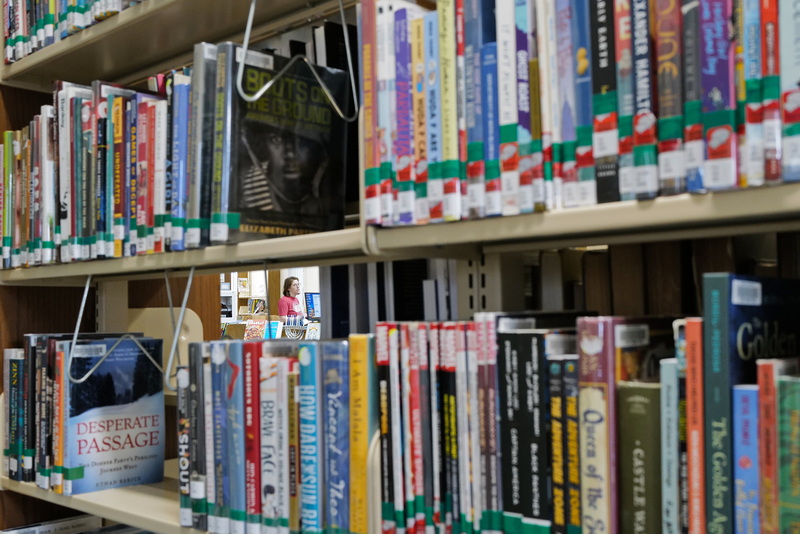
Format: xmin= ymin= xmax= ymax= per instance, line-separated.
xmin=4 ymin=0 xmax=144 ymax=64
xmin=2 ymin=333 xmax=165 ymax=495
xmin=0 ymin=40 xmax=350 ymax=268
xmin=360 ymin=0 xmax=800 ymax=226
xmin=1 ymin=514 xmax=152 ymax=534
xmin=370 ymin=273 xmax=800 ymax=534
xmin=175 ymin=335 xmax=376 ymax=534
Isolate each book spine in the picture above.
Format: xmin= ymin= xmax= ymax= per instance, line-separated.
xmin=515 ymin=0 xmax=533 ymax=215
xmin=395 ymin=9 xmax=416 ymax=226
xmin=758 ymin=361 xmax=781 ymax=534
xmin=145 ymin=101 xmax=156 ymax=253
xmin=681 ymin=0 xmax=705 ymax=192
xmin=732 ymin=385 xmax=759 ymax=533
xmin=40 ymin=107 xmax=56 ymax=264
xmin=465 ymin=0 xmax=487 ymax=220
xmin=362 ymin=0 xmax=382 ymax=225
xmin=455 ymin=323 xmax=474 ymax=533
xmin=407 ymin=325 xmax=425 ymax=533
xmin=466 ymin=323 xmax=482 ymax=534
xmin=424 ymin=11 xmax=443 ymax=223
xmin=481 ymin=42 xmax=501 ymax=217
xmin=656 ymin=0 xmax=687 ymax=195
xmin=428 ymin=323 xmax=443 ymax=533
xmin=152 ymin=98 xmax=167 ymax=253
xmin=618 ymin=382 xmax=663 ymax=534
xmin=777 ymin=377 xmax=800 ymax=530
xmin=177 ymin=365 xmax=193 ymax=527
xmin=210 ymin=42 xmax=235 ymax=244
xmin=456 ymin=0 xmax=468 ymax=221
xmin=93 ymin=98 xmax=108 ymax=259
xmin=570 ymin=0 xmax=597 ymax=207
xmin=7 ymin=351 xmax=23 ymax=481
xmin=226 ymin=343 xmax=247 ymax=534
xmin=135 ymin=100 xmax=148 ymax=255
xmin=685 ymin=318 xmax=706 ymax=534
xmin=125 ymin=99 xmax=136 ymax=256
xmin=170 ymin=82 xmax=189 ymax=251
xmin=703 ymin=275 xmax=733 ymax=534
xmin=741 ymin=0 xmax=764 ymax=187
xmin=288 ymin=362 xmax=301 ymax=534
xmin=761 ymin=0 xmax=780 ymax=184
xmin=631 ymin=0 xmax=658 ymax=200
xmin=4 ymin=129 xmax=14 ymax=267
xmin=211 ymin=343 xmax=231 ymax=533
xmin=388 ymin=323 xmax=407 ymax=534
xmin=562 ymin=357 xmax=581 ymax=534
xmin=349 ymin=334 xmax=375 ymax=534
xmin=547 ymin=356 xmax=567 ymax=534
xmin=204 ymin=361 xmax=217 ymax=533
xmin=439 ymin=0 xmax=461 ymax=222
xmin=577 ymin=317 xmax=619 ymax=533
xmin=243 ymin=342 xmax=261 ymax=534
xmin=415 ymin=326 xmax=435 ymax=534
xmin=323 ymin=341 xmax=350 ymax=534
xmin=700 ymin=0 xmax=737 ymax=191
xmin=259 ymin=356 xmax=279 ymax=534
xmin=590 ymin=0 xmax=620 ymax=204
xmin=376 ymin=323 xmax=398 ymax=534
xmin=22 ymin=337 xmax=35 ymax=482
xmin=779 ymin=0 xmax=800 ymax=181
xmin=411 ymin=18 xmax=429 ymax=225
xmin=111 ymin=95 xmax=125 ymax=257
xmin=190 ymin=346 xmax=209 ymax=530
xmin=615 ymin=0 xmax=635 ymax=199
xmin=496 ymin=0 xmax=519 ymax=216
xmin=661 ymin=359 xmax=681 ymax=534
xmin=534 ymin=0 xmax=556 ymax=209
xmin=299 ymin=342 xmax=325 ymax=534
xmin=51 ymin=343 xmax=63 ymax=493
xmin=555 ymin=0 xmax=576 ymax=207
xmin=528 ymin=0 xmax=546 ymax=213
xmin=377 ymin=2 xmax=395 ymax=227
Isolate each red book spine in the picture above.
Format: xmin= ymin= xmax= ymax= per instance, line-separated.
xmin=146 ymin=102 xmax=156 ymax=252
xmin=243 ymin=341 xmax=262 ymax=526
xmin=685 ymin=318 xmax=706 ymax=534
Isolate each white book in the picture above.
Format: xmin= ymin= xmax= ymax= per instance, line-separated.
xmin=496 ymin=0 xmax=520 ymax=216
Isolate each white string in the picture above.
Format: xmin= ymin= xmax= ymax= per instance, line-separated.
xmin=164 ymin=270 xmax=181 ymax=366
xmin=235 ymin=0 xmax=359 ymax=123
xmin=163 ymin=266 xmax=196 ymax=391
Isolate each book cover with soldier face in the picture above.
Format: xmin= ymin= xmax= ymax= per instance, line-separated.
xmin=216 ymin=43 xmax=349 ymax=243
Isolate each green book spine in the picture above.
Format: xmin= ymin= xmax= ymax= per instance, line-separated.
xmin=778 ymin=376 xmax=800 ymax=531
xmin=618 ymin=381 xmax=662 ymax=534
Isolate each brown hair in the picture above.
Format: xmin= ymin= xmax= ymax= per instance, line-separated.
xmin=283 ymin=276 xmax=299 ymax=297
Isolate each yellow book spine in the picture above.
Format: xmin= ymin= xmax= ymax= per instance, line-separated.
xmin=350 ymin=334 xmax=371 ymax=534
xmin=411 ymin=18 xmax=429 ymax=225
xmin=438 ymin=0 xmax=461 ymax=221
xmin=288 ymin=368 xmax=301 ymax=534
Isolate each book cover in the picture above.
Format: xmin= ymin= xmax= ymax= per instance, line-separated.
xmin=555 ymin=0 xmax=577 ymax=208
xmin=455 ymin=323 xmax=475 ymax=534
xmin=400 ymin=324 xmax=420 ymax=534
xmin=756 ymin=357 xmax=800 ymax=534
xmin=376 ymin=322 xmax=399 ymax=534
xmin=428 ymin=322 xmax=444 ymax=534
xmin=562 ymin=355 xmax=581 ymax=534
xmin=243 ymin=341 xmax=262 ymax=534
xmin=5 ymin=348 xmax=24 ymax=481
xmin=527 ymin=0 xmax=547 ymax=213
xmin=703 ymin=274 xmax=800 ymax=534
xmin=225 ymin=342 xmax=247 ymax=534
xmin=410 ymin=17 xmax=429 ymax=225
xmin=481 ymin=42 xmax=501 ymax=217
xmin=777 ymin=375 xmax=800 ymax=531
xmin=515 ymin=0 xmax=534 ymax=215
xmin=299 ymin=341 xmax=325 ymax=534
xmin=259 ymin=355 xmax=280 ymax=534
xmin=376 ymin=0 xmax=396 ymax=227
xmin=618 ymin=381 xmax=663 ymax=534
xmin=495 ymin=0 xmax=519 ymax=217
xmin=630 ymin=0 xmax=658 ymax=200
xmin=423 ymin=11 xmax=443 ymax=223
xmin=210 ymin=341 xmax=231 ymax=534
xmin=741 ymin=0 xmax=763 ymax=187
xmin=209 ymin=43 xmax=348 ymax=244
xmin=176 ymin=366 xmax=192 ymax=527
xmin=188 ymin=343 xmax=209 ymax=531
xmin=732 ymin=384 xmax=759 ymax=534
xmin=169 ymin=80 xmax=190 ymax=252
xmin=362 ymin=0 xmax=382 ymax=225
xmin=322 ymin=340 xmax=350 ymax=534
xmin=547 ymin=355 xmax=568 ymax=534
xmin=63 ymin=337 xmax=164 ymax=495
xmin=438 ymin=0 xmax=462 ymax=222
xmin=681 ymin=0 xmax=705 ymax=192
xmin=761 ymin=0 xmax=780 ymax=184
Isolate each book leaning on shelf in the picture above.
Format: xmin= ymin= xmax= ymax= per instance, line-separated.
xmin=210 ymin=42 xmax=350 ymax=245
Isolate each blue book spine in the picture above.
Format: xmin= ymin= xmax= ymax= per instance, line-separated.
xmin=481 ymin=42 xmax=501 ymax=217
xmin=732 ymin=384 xmax=760 ymax=534
xmin=170 ymin=82 xmax=190 ymax=251
xmin=660 ymin=359 xmax=681 ymax=534
xmin=211 ymin=342 xmax=231 ymax=533
xmin=225 ymin=342 xmax=247 ymax=534
xmin=299 ymin=342 xmax=325 ymax=534
xmin=395 ymin=8 xmax=416 ymax=225
xmin=323 ymin=341 xmax=350 ymax=534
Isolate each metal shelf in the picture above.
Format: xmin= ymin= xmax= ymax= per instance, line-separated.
xmin=0 ymin=0 xmax=355 ymax=92
xmin=366 ymin=182 xmax=800 ymax=255
xmin=0 ymin=459 xmax=187 ymax=534
xmin=0 ymin=228 xmax=365 ymax=286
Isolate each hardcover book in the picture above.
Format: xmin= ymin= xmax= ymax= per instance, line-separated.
xmin=702 ymin=273 xmax=800 ymax=534
xmin=210 ymin=42 xmax=348 ymax=244
xmin=777 ymin=375 xmax=800 ymax=531
xmin=63 ymin=336 xmax=164 ymax=495
xmin=732 ymin=384 xmax=759 ymax=534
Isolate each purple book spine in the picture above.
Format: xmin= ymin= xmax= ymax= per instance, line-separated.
xmin=700 ymin=0 xmax=735 ymax=112
xmin=395 ymin=8 xmax=415 ymax=225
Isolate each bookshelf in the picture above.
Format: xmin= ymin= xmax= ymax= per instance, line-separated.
xmin=1 ymin=0 xmax=800 ymax=532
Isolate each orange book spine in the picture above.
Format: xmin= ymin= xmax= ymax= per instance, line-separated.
xmin=685 ymin=318 xmax=705 ymax=534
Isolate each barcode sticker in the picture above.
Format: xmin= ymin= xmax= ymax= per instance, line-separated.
xmin=546 ymin=333 xmax=577 ymax=354
xmin=618 ymin=165 xmax=637 ymax=194
xmin=615 ymin=324 xmax=650 ymax=348
xmin=783 ymin=135 xmax=800 ymax=170
xmin=518 ymin=184 xmax=534 ymax=212
xmin=594 ymin=128 xmax=620 ymax=158
xmin=731 ymin=279 xmax=762 ymax=306
xmin=185 ymin=228 xmax=200 ymax=248
xmin=190 ymin=479 xmax=206 ymax=499
xmin=210 ymin=222 xmax=228 ymax=244
xmin=685 ymin=140 xmax=704 ymax=170
xmin=658 ymin=150 xmax=687 ymax=181
xmin=704 ymin=158 xmax=737 ymax=189
xmin=533 ymin=178 xmax=545 ymax=205
xmin=74 ymin=344 xmax=107 ymax=357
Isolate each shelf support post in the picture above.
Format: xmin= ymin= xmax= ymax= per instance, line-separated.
xmin=96 ymin=279 xmax=129 ymax=332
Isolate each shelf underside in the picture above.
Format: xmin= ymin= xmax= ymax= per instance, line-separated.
xmin=0 ymin=0 xmax=355 ymax=92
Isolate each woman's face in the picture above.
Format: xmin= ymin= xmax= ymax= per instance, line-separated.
xmin=265 ymin=131 xmax=325 ymax=202
xmin=289 ymin=279 xmax=301 ymax=297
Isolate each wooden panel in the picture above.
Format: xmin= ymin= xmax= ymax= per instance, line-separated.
xmin=644 ymin=241 xmax=686 ymax=316
xmin=609 ymin=244 xmax=646 ymax=316
xmin=778 ymin=231 xmax=800 ymax=279
xmin=691 ymin=237 xmax=735 ymax=314
xmin=269 ymin=271 xmax=282 ymax=316
xmin=582 ymin=250 xmax=612 ymax=316
xmin=0 ymin=86 xmax=51 ymax=131
xmin=128 ymin=274 xmax=220 ymax=341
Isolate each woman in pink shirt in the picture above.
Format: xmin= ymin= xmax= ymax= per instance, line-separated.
xmin=278 ymin=276 xmax=305 ymax=325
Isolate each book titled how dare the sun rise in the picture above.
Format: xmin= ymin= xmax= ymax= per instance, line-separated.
xmin=62 ymin=336 xmax=165 ymax=495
